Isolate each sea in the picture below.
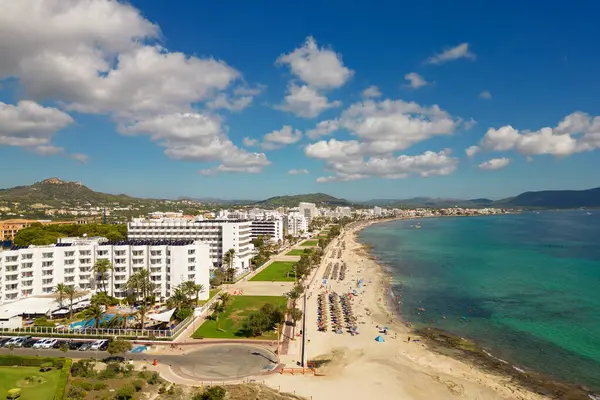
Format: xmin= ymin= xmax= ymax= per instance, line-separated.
xmin=358 ymin=210 xmax=600 ymax=391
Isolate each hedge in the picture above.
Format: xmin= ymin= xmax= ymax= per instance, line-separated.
xmin=0 ymin=355 xmax=66 ymax=368
xmin=53 ymin=358 xmax=72 ymax=400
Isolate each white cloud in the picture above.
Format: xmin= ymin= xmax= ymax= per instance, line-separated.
xmin=475 ymin=112 xmax=600 ymax=157
xmin=425 ymin=43 xmax=476 ymax=65
xmin=480 ymin=90 xmax=492 ymax=99
xmin=0 ymin=100 xmax=73 ymax=148
xmin=404 ymin=72 xmax=429 ymax=89
xmin=305 ymin=98 xmax=463 ymax=182
xmin=306 ymin=119 xmax=339 ymax=139
xmin=463 ymin=118 xmax=478 ymax=130
xmin=362 ymin=85 xmax=382 ymax=98
xmin=288 ymin=169 xmax=309 ymax=175
xmin=465 ymin=145 xmax=480 ymax=157
xmin=478 ymin=157 xmax=511 ymax=170
xmin=71 ymin=153 xmax=89 ymax=163
xmin=276 ymin=84 xmax=341 ymax=118
xmin=261 ymin=126 xmax=302 ymax=150
xmin=243 ymin=137 xmax=258 ymax=147
xmin=276 ymin=36 xmax=353 ymax=89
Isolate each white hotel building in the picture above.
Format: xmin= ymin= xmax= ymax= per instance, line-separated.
xmin=0 ymin=237 xmax=211 ymax=304
xmin=127 ymin=218 xmax=253 ymax=274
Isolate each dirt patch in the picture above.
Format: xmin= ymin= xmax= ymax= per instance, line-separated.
xmin=309 ymin=348 xmax=366 ymax=376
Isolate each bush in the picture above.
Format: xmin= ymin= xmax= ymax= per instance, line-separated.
xmin=123 ymin=363 xmax=134 ymax=377
xmin=74 ymin=381 xmax=94 ymax=391
xmin=66 ymin=386 xmax=86 ymax=400
xmin=132 ymin=379 xmax=144 ymax=392
xmin=146 ymin=371 xmax=160 ymax=385
xmin=194 ymin=386 xmax=226 ymax=400
xmin=115 ymin=385 xmax=135 ymax=400
xmin=158 ymin=385 xmax=167 ymax=394
xmin=98 ymin=362 xmax=120 ymax=380
xmin=0 ymin=355 xmax=64 ymax=368
xmin=40 ymin=362 xmax=53 ymax=372
xmin=33 ymin=317 xmax=56 ymax=327
xmin=54 ymin=358 xmax=72 ymax=400
xmin=93 ymin=382 xmax=108 ymax=391
xmin=70 ymin=359 xmax=96 ymax=378
xmin=6 ymin=388 xmax=21 ymax=399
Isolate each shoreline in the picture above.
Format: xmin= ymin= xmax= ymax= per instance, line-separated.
xmin=354 ymin=217 xmax=597 ymax=400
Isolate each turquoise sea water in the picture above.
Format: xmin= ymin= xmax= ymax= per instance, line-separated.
xmin=358 ymin=211 xmax=600 ymax=391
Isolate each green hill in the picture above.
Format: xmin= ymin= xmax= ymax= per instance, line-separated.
xmin=0 ymin=178 xmax=151 ymax=207
xmin=253 ymin=193 xmax=353 ymax=208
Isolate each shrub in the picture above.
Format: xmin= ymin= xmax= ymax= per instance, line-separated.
xmin=74 ymin=381 xmax=94 ymax=391
xmin=93 ymin=382 xmax=108 ymax=391
xmin=98 ymin=362 xmax=121 ymax=380
xmin=146 ymin=372 xmax=160 ymax=385
xmin=67 ymin=386 xmax=87 ymax=400
xmin=71 ymin=359 xmax=96 ymax=378
xmin=6 ymin=388 xmax=21 ymax=399
xmin=54 ymin=358 xmax=72 ymax=400
xmin=115 ymin=385 xmax=135 ymax=400
xmin=123 ymin=363 xmax=134 ymax=377
xmin=132 ymin=379 xmax=144 ymax=392
xmin=158 ymin=385 xmax=167 ymax=394
xmin=40 ymin=362 xmax=53 ymax=372
xmin=194 ymin=386 xmax=226 ymax=400
xmin=0 ymin=355 xmax=64 ymax=368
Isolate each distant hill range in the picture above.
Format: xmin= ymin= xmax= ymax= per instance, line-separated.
xmin=0 ymin=178 xmax=143 ymax=206
xmin=363 ymin=187 xmax=600 ymax=209
xmin=252 ymin=193 xmax=353 ymax=208
xmin=1 ymin=178 xmax=598 ymax=210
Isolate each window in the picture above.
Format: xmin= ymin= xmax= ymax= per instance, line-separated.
xmin=42 ymin=252 xmax=53 ymax=259
xmin=188 ymin=249 xmax=195 ymax=255
xmin=42 ymin=261 xmax=53 ymax=267
xmin=188 ymin=258 xmax=195 ymax=263
xmin=65 ymin=251 xmax=75 ymax=257
xmin=188 ymin=266 xmax=195 ymax=271
xmin=188 ymin=274 xmax=195 ymax=280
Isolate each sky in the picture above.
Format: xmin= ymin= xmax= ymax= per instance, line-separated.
xmin=1 ymin=1 xmax=600 ymax=201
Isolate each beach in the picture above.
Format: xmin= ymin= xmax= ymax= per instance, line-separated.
xmin=267 ymin=219 xmax=549 ymax=400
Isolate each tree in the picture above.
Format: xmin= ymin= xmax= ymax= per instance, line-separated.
xmin=288 ymin=308 xmax=303 ymax=337
xmin=242 ymin=303 xmax=285 ymax=337
xmin=194 ymin=386 xmax=226 ymax=400
xmin=222 ymin=248 xmax=236 ymax=281
xmin=181 ymin=280 xmax=205 ymax=306
xmin=64 ymin=285 xmax=78 ymax=320
xmin=209 ymin=301 xmax=225 ymax=331
xmin=107 ymin=339 xmax=132 ymax=359
xmin=286 ymin=284 xmax=303 ymax=309
xmin=53 ymin=283 xmax=68 ymax=308
xmin=83 ymin=304 xmax=104 ymax=329
xmin=93 ymin=259 xmax=113 ymax=294
xmin=126 ymin=269 xmax=156 ymax=327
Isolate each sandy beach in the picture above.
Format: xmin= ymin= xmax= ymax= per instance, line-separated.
xmin=267 ymin=219 xmax=548 ymax=400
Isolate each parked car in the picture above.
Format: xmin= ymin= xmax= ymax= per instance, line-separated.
xmin=13 ymin=336 xmax=32 ymax=347
xmin=40 ymin=339 xmax=58 ymax=349
xmin=3 ymin=337 xmax=22 ymax=347
xmin=0 ymin=338 xmax=12 ymax=346
xmin=90 ymin=339 xmax=108 ymax=351
xmin=21 ymin=337 xmax=37 ymax=348
xmin=68 ymin=341 xmax=83 ymax=350
xmin=52 ymin=340 xmax=66 ymax=349
xmin=78 ymin=342 xmax=93 ymax=351
xmin=33 ymin=339 xmax=50 ymax=349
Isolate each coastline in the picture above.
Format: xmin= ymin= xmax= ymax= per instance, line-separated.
xmin=267 ymin=217 xmax=550 ymax=400
xmin=355 ymin=217 xmax=597 ymax=400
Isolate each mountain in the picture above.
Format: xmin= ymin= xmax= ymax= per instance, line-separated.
xmin=0 ymin=178 xmax=155 ymax=207
xmin=253 ymin=193 xmax=353 ymax=208
xmin=178 ymin=196 xmax=255 ymax=205
xmin=495 ymin=187 xmax=600 ymax=208
xmin=364 ymin=197 xmax=493 ymax=208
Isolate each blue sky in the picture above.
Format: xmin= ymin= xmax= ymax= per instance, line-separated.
xmin=1 ymin=0 xmax=599 ymax=201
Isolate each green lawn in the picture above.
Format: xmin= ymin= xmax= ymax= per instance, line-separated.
xmin=250 ymin=261 xmax=297 ymax=281
xmin=198 ymin=288 xmax=220 ymax=306
xmin=192 ymin=295 xmax=288 ymax=339
xmin=0 ymin=366 xmax=62 ymax=400
xmin=286 ymin=249 xmax=308 ymax=256
xmin=300 ymin=239 xmax=319 ymax=247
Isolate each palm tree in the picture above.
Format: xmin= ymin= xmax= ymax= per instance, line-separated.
xmin=93 ymin=259 xmax=113 ymax=294
xmin=126 ymin=269 xmax=156 ymax=327
xmin=286 ymin=285 xmax=302 ymax=309
xmin=64 ymin=285 xmax=78 ymax=320
xmin=209 ymin=301 xmax=225 ymax=331
xmin=222 ymin=248 xmax=236 ymax=282
xmin=181 ymin=281 xmax=205 ymax=306
xmin=83 ymin=304 xmax=104 ymax=329
xmin=167 ymin=287 xmax=189 ymax=310
xmin=53 ymin=283 xmax=68 ymax=308
xmin=288 ymin=307 xmax=303 ymax=337
xmin=218 ymin=292 xmax=232 ymax=308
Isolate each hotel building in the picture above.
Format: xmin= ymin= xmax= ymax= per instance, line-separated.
xmin=0 ymin=237 xmax=211 ymax=304
xmin=127 ymin=218 xmax=253 ymax=274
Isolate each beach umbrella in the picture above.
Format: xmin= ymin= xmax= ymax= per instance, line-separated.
xmin=375 ymin=336 xmax=385 ymax=343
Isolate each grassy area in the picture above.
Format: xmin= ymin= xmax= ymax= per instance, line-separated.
xmin=300 ymin=239 xmax=319 ymax=247
xmin=249 ymin=261 xmax=297 ymax=282
xmin=198 ymin=288 xmax=220 ymax=306
xmin=286 ymin=249 xmax=307 ymax=256
xmin=192 ymin=295 xmax=288 ymax=339
xmin=0 ymin=366 xmax=62 ymax=400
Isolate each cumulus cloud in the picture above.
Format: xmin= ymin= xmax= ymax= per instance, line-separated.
xmin=0 ymin=100 xmax=73 ymax=149
xmin=305 ymin=98 xmax=463 ymax=182
xmin=362 ymin=85 xmax=382 ymax=98
xmin=425 ymin=43 xmax=476 ymax=65
xmin=0 ymin=0 xmax=267 ymax=173
xmin=474 ymin=112 xmax=600 ymax=157
xmin=478 ymin=157 xmax=511 ymax=170
xmin=243 ymin=137 xmax=258 ymax=147
xmin=288 ymin=169 xmax=309 ymax=175
xmin=306 ymin=119 xmax=339 ymax=139
xmin=261 ymin=126 xmax=302 ymax=150
xmin=480 ymin=90 xmax=492 ymax=99
xmin=276 ymin=84 xmax=341 ymax=118
xmin=404 ymin=72 xmax=429 ymax=89
xmin=276 ymin=36 xmax=353 ymax=89
xmin=465 ymin=145 xmax=480 ymax=157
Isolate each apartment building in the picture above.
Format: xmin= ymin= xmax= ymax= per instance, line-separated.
xmin=299 ymin=202 xmax=319 ymax=220
xmin=127 ymin=218 xmax=253 ymax=274
xmin=283 ymin=213 xmax=309 ymax=236
xmin=0 ymin=237 xmax=210 ymax=304
xmin=250 ymin=217 xmax=283 ymax=243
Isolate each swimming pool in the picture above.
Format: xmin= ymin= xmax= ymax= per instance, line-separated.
xmin=69 ymin=314 xmax=135 ymax=329
xmin=129 ymin=345 xmax=148 ymax=353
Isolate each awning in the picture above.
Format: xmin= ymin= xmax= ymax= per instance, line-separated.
xmin=51 ymin=309 xmax=69 ymax=316
xmin=147 ymin=308 xmax=175 ymax=323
